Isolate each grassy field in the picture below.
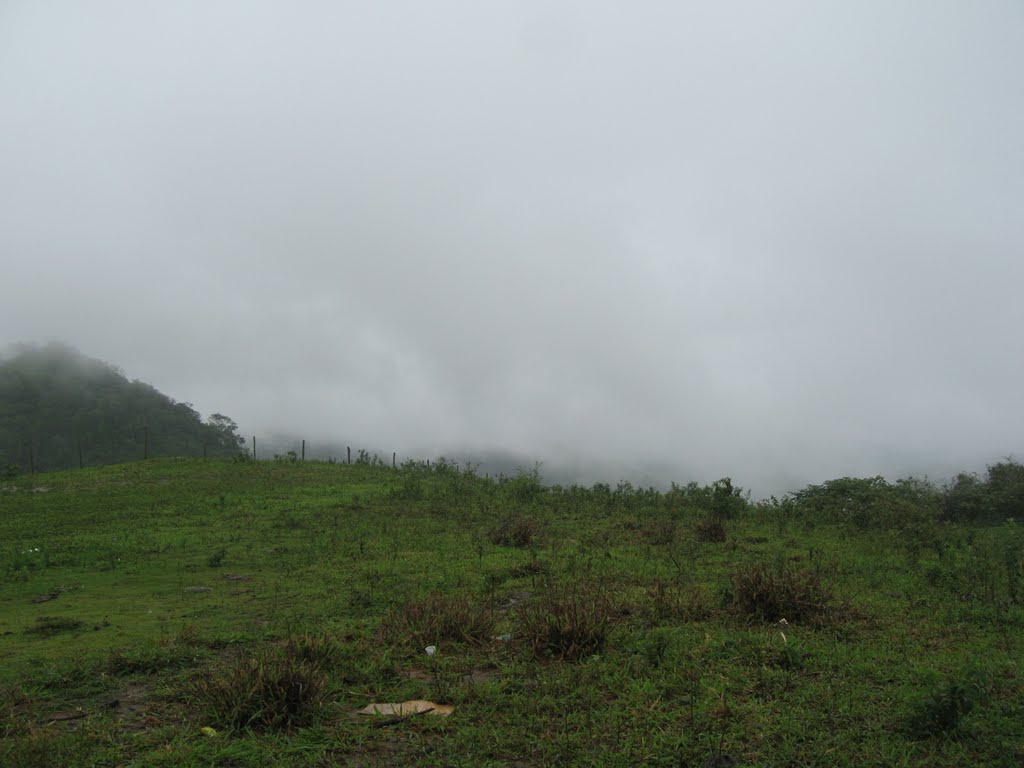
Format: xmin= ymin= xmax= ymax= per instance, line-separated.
xmin=1 ymin=458 xmax=1021 ymax=767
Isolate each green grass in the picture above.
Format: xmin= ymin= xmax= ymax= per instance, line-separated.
xmin=1 ymin=458 xmax=1022 ymax=766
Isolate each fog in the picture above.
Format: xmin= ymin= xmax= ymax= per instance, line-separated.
xmin=2 ymin=2 xmax=1023 ymax=496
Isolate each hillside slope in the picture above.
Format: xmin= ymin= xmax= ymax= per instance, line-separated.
xmin=0 ymin=343 xmax=243 ymax=473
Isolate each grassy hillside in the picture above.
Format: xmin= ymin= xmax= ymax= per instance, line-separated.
xmin=1 ymin=458 xmax=1022 ymax=766
xmin=0 ymin=343 xmax=244 ymax=474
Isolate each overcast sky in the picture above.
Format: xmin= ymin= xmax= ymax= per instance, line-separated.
xmin=2 ymin=2 xmax=1023 ymax=495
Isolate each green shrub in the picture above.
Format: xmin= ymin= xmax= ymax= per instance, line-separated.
xmin=941 ymin=473 xmax=992 ymax=522
xmin=791 ymin=476 xmax=939 ymax=529
xmin=667 ymin=478 xmax=748 ymax=519
xmin=986 ymin=460 xmax=1024 ymax=520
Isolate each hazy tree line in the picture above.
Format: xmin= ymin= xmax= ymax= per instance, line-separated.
xmin=2 ymin=344 xmax=1022 ymax=526
xmin=779 ymin=464 xmax=1024 ymax=526
xmin=0 ymin=343 xmax=244 ymax=474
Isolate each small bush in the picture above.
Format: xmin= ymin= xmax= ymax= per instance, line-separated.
xmin=192 ymin=647 xmax=329 ymax=731
xmin=517 ymin=579 xmax=618 ymax=661
xmin=695 ymin=515 xmax=727 ymax=543
xmin=728 ymin=558 xmax=836 ymax=622
xmin=488 ymin=516 xmax=542 ymax=548
xmin=382 ymin=591 xmax=496 ymax=648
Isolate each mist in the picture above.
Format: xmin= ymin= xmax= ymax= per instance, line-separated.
xmin=2 ymin=2 xmax=1023 ymax=496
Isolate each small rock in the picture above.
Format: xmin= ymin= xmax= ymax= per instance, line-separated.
xmin=185 ymin=586 xmax=212 ymax=593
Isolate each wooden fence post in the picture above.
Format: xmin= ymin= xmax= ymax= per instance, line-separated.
xmin=252 ymin=436 xmax=256 ymax=460
xmin=302 ymin=440 xmax=306 ymax=461
xmin=393 ymin=452 xmax=396 ymax=468
xmin=347 ymin=446 xmax=351 ymax=465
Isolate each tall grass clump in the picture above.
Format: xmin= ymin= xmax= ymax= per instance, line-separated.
xmin=191 ymin=645 xmax=329 ymax=731
xmin=728 ymin=557 xmax=837 ymax=623
xmin=517 ymin=578 xmax=619 ymax=661
xmin=382 ymin=591 xmax=496 ymax=648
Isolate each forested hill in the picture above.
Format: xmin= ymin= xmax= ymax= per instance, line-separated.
xmin=0 ymin=343 xmax=244 ymax=474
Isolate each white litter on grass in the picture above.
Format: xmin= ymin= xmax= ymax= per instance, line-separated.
xmin=357 ymin=700 xmax=454 ymax=717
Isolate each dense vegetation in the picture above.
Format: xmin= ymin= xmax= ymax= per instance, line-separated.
xmin=0 ymin=344 xmax=244 ymax=474
xmin=1 ymin=456 xmax=1021 ymax=766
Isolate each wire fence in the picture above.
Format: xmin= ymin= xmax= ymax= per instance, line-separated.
xmin=4 ymin=428 xmax=408 ymax=478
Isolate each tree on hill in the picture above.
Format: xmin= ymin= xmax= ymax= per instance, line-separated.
xmin=0 ymin=343 xmax=245 ymax=473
